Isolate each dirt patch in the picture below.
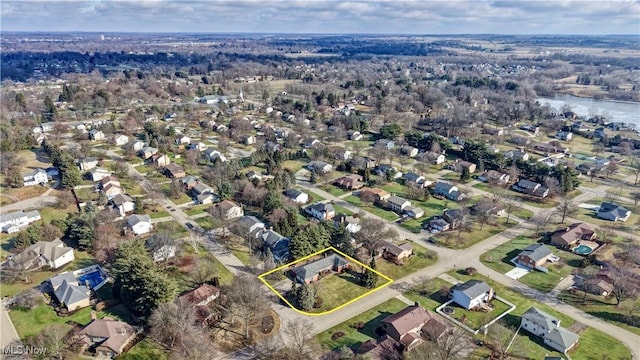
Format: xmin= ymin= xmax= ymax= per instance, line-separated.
xmin=18 ymin=149 xmax=52 ymax=170
xmin=567 ymin=320 xmax=588 ymax=334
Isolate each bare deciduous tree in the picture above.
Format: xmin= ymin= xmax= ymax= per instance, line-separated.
xmin=555 ymin=197 xmax=577 ymax=224
xmin=281 ymin=319 xmax=318 ymax=358
xmin=226 ymin=274 xmax=268 ymax=339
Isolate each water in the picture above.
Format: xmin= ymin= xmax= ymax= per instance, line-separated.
xmin=536 ymin=94 xmax=640 ymax=128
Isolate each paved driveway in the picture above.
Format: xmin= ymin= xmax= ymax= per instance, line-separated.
xmin=505 ymin=266 xmax=530 ymax=280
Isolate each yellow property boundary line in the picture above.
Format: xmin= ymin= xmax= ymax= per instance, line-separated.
xmin=258 ymin=246 xmax=393 ymax=316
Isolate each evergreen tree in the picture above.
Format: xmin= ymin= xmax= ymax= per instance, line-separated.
xmin=134 ymin=197 xmax=144 ymax=214
xmin=361 ymin=258 xmax=378 ymax=289
xmin=460 ymin=166 xmax=471 ymax=182
xmin=330 ymin=224 xmax=355 ymax=256
xmin=294 ymin=283 xmax=315 ymax=311
xmin=263 ymin=190 xmax=282 ymax=214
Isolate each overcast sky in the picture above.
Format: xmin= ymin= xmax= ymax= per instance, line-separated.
xmin=2 ymin=0 xmax=639 ymax=34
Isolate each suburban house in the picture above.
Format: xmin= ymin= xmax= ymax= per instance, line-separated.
xmin=332 ymin=149 xmax=352 ymax=162
xmin=49 ymin=272 xmax=91 ymax=312
xmin=378 ymin=305 xmax=450 ymax=352
xmin=260 ymin=229 xmax=291 ymax=262
xmin=400 ymin=146 xmax=419 ymax=158
xmin=450 ymin=280 xmax=494 ymax=310
xmin=434 ymin=181 xmax=465 ymax=201
xmin=428 ymin=218 xmax=450 ymax=233
xmin=334 ymin=174 xmax=364 ymax=190
xmin=521 ymin=307 xmax=579 ymax=355
xmin=149 ymin=153 xmax=171 ymax=167
xmin=239 ymin=134 xmax=256 ymax=145
xmin=583 ymin=278 xmax=615 ymax=297
xmin=504 ymin=149 xmax=530 ymax=161
xmin=375 ymin=164 xmax=402 ymax=179
xmin=130 ymin=140 xmax=145 ymax=151
xmin=555 ymin=131 xmax=573 ymax=141
xmin=145 ymin=235 xmax=177 ymax=263
xmin=90 ymin=168 xmax=111 ymax=182
xmin=23 ymin=168 xmax=48 ymax=187
xmin=10 ymin=239 xmax=75 ymax=270
xmin=163 ymin=163 xmax=186 ymax=178
xmin=73 ymin=318 xmax=139 ymax=359
xmin=234 ymin=216 xmax=265 ymax=238
xmin=357 ymin=187 xmax=391 ymax=203
xmin=124 ymin=214 xmax=152 ymax=235
xmin=403 ymin=172 xmax=426 ymax=188
xmin=187 ymin=141 xmax=208 ymax=152
xmin=211 ymin=200 xmax=244 ymax=220
xmin=304 ymin=202 xmax=336 ymax=221
xmin=191 ymin=182 xmax=214 ymax=197
xmin=110 ymin=194 xmax=135 ymax=217
xmin=478 ymin=170 xmax=510 ymax=184
xmin=405 ymin=206 xmax=425 ymax=219
xmin=334 ymin=214 xmax=362 ymax=233
xmin=102 ymin=183 xmax=123 ymax=198
xmin=357 ymin=335 xmax=402 ymax=359
xmin=442 ymin=209 xmax=462 ymax=230
xmin=291 ymin=254 xmax=349 ymax=284
xmin=113 ymin=134 xmax=129 ymax=146
xmin=196 ymin=192 xmax=218 ymax=205
xmin=139 ymin=147 xmax=158 ymax=159
xmin=0 ymin=210 xmax=42 ymax=234
xmin=78 ymin=157 xmax=99 ymax=171
xmin=386 ymin=196 xmax=411 ymax=213
xmin=179 ymin=283 xmax=220 ymax=306
xmin=513 ymin=179 xmax=549 ymax=198
xmin=448 ymin=159 xmax=477 ymax=174
xmin=597 ymin=202 xmax=631 ymax=222
xmin=98 ymin=175 xmax=121 ymax=191
xmin=483 ymin=126 xmax=505 ymax=136
xmin=303 ymin=138 xmax=321 ymax=148
xmin=380 ymin=241 xmax=413 ymax=264
xmin=422 ymin=151 xmax=446 ymax=165
xmin=550 ymin=222 xmax=596 ymax=248
xmin=307 ymin=160 xmax=333 ymax=174
xmin=470 ymin=198 xmax=506 ymax=217
xmin=517 ymin=244 xmax=554 ymax=270
xmin=376 ymin=139 xmax=395 ymax=150
xmin=283 ymin=188 xmax=309 ymax=204
xmin=204 ymin=149 xmax=228 ymax=163
xmin=347 ymin=130 xmax=363 ymax=140
xmin=180 ymin=175 xmax=199 ymax=190
xmin=175 ymin=135 xmax=191 ymax=145
xmin=88 ymin=129 xmax=105 ymax=141
xmin=350 ymin=156 xmax=377 ymax=170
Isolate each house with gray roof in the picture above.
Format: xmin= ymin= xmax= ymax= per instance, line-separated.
xmin=283 ymin=188 xmax=309 ymax=204
xmin=304 ymin=202 xmax=335 ymax=221
xmin=386 ymin=196 xmax=411 ymax=213
xmin=49 ymin=272 xmax=90 ymax=312
xmin=125 ymin=214 xmax=152 ymax=235
xmin=450 ymin=280 xmax=494 ymax=310
xmin=434 ymin=181 xmax=465 ymax=201
xmin=513 ymin=179 xmax=549 ymax=198
xmin=0 ymin=210 xmax=42 ymax=234
xmin=517 ymin=244 xmax=553 ymax=270
xmin=597 ymin=202 xmax=631 ymax=222
xmin=11 ymin=239 xmax=74 ymax=270
xmin=291 ymin=254 xmax=349 ymax=284
xmin=260 ymin=229 xmax=290 ymax=263
xmin=521 ymin=307 xmax=579 ymax=355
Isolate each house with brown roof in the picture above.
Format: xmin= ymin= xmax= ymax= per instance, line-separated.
xmin=380 ymin=241 xmax=413 ymax=265
xmin=550 ymin=223 xmax=596 ymax=248
xmin=179 ymin=283 xmax=220 ymax=306
xmin=357 ymin=334 xmax=402 ymax=359
xmin=357 ymin=187 xmax=391 ymax=203
xmin=448 ymin=159 xmax=477 ymax=174
xmin=163 ymin=163 xmax=186 ymax=178
xmin=334 ymin=174 xmax=364 ymax=190
xmin=380 ymin=305 xmax=450 ymax=352
xmin=210 ymin=200 xmax=244 ymax=220
xmin=583 ymin=279 xmax=614 ymax=297
xmin=73 ymin=318 xmax=140 ymax=359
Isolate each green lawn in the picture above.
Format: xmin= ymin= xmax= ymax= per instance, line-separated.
xmin=74 ymin=187 xmax=99 ymax=201
xmin=332 ymin=204 xmax=353 ymax=216
xmin=184 ymin=204 xmax=210 ymax=216
xmin=160 ymin=183 xmax=193 ymax=205
xmin=374 ymin=243 xmax=438 ymax=280
xmin=481 ymin=235 xmax=583 ymax=293
xmin=404 ymin=277 xmax=454 ymax=311
xmin=149 ymin=210 xmax=170 ymax=219
xmin=120 ymin=338 xmax=168 ymax=360
xmin=155 ymin=221 xmax=189 ymax=238
xmin=281 ymin=159 xmax=308 ymax=173
xmin=558 ymin=290 xmax=640 ymax=336
xmin=573 ymin=208 xmax=640 ymax=234
xmin=400 ymin=218 xmax=423 ymax=233
xmin=435 ymin=221 xmax=515 ymax=249
xmin=316 ymin=298 xmax=408 ymax=351
xmin=511 ymin=193 xmax=557 ymax=208
xmin=308 ymin=270 xmax=390 ymax=313
xmin=194 ymin=216 xmax=216 ymax=231
xmin=446 ymin=271 xmax=632 ymax=360
xmin=39 ymin=206 xmax=76 ymax=223
xmin=134 ymin=164 xmax=154 ymax=174
xmin=320 ymin=184 xmax=350 ymax=197
xmin=305 ymin=189 xmax=327 ymax=202
xmin=511 ymin=206 xmax=534 ymax=220
xmin=344 ymin=195 xmax=398 ymax=221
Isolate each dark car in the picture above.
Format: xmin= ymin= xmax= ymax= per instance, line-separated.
xmin=185 ymin=222 xmax=195 ymax=230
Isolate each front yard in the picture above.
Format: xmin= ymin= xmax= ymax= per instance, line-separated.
xmin=309 ymin=270 xmax=390 ymax=313
xmin=434 ymin=221 xmax=515 ymax=249
xmin=480 ymin=235 xmax=583 ymax=292
xmin=319 ymin=184 xmax=351 ymax=197
xmin=344 ymin=195 xmax=398 ymax=221
xmin=373 ymin=243 xmax=438 ymax=280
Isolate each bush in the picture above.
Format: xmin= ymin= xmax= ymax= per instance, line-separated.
xmin=313 ymin=296 xmax=323 ymax=309
xmin=464 ymin=267 xmax=477 ymax=275
xmin=331 ymin=331 xmax=346 ymax=340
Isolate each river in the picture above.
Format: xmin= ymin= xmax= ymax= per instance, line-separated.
xmin=536 ymin=94 xmax=640 ymax=128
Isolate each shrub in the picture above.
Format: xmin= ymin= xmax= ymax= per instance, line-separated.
xmin=464 ymin=267 xmax=477 ymax=275
xmin=313 ymin=296 xmax=323 ymax=309
xmin=331 ymin=331 xmax=345 ymax=340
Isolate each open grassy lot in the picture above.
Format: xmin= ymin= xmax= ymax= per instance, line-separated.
xmin=316 ymin=298 xmax=408 ymax=351
xmin=155 ymin=221 xmax=189 ymax=238
xmin=320 ymin=184 xmax=350 ymax=197
xmin=281 ymin=159 xmax=308 ymax=172
xmin=404 ymin=277 xmax=455 ymax=310
xmin=332 ymin=204 xmax=353 ymax=216
xmin=120 ymin=338 xmax=168 ymax=360
xmin=184 ymin=204 xmax=210 ymax=216
xmin=481 ymin=236 xmax=583 ymax=293
xmin=309 ymin=270 xmax=390 ymax=313
xmin=400 ymin=218 xmax=424 ymax=233
xmin=160 ymin=183 xmax=193 ymax=205
xmin=447 ymin=271 xmax=632 ymax=360
xmin=305 ymin=189 xmax=327 ymax=203
xmin=1 ymin=250 xmax=98 ymax=298
xmin=434 ymin=221 xmax=515 ymax=249
xmin=74 ymin=187 xmax=99 ymax=201
xmin=511 ymin=206 xmax=534 ymax=220
xmin=344 ymin=195 xmax=398 ymax=221
xmin=374 ymin=243 xmax=438 ymax=280
xmin=558 ymin=290 xmax=640 ymax=336
xmin=148 ymin=210 xmax=170 ymax=219
xmin=40 ymin=204 xmax=77 ymax=223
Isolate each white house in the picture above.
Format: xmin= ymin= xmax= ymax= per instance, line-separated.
xmin=90 ymin=168 xmax=112 ymax=182
xmin=12 ymin=239 xmax=74 ymax=270
xmin=175 ymin=135 xmax=191 ymax=145
xmin=405 ymin=206 xmax=425 ymax=219
xmin=0 ymin=210 xmax=42 ymax=234
xmin=521 ymin=307 xmax=579 ymax=355
xmin=145 ymin=235 xmax=177 ymax=263
xmin=204 ymin=149 xmax=228 ymax=163
xmin=450 ymin=280 xmax=494 ymax=310
xmin=347 ymin=130 xmax=363 ymax=141
xmin=23 ymin=168 xmax=48 ymax=187
xmin=386 ymin=196 xmax=411 ymax=213
xmin=88 ymin=129 xmax=105 ymax=141
xmin=110 ymin=194 xmax=135 ymax=216
xmin=283 ymin=189 xmax=309 ymax=204
xmin=187 ymin=142 xmax=208 ymax=152
xmin=307 ymin=160 xmax=333 ymax=174
xmin=400 ymin=146 xmax=419 ymax=158
xmin=196 ymin=193 xmax=218 ymax=205
xmin=210 ymin=200 xmax=244 ymax=220
xmin=114 ymin=134 xmax=129 ymax=146
xmin=304 ymin=202 xmax=336 ymax=221
xmin=78 ymin=157 xmax=99 ymax=171
xmin=125 ymin=214 xmax=152 ymax=235
xmin=130 ymin=140 xmax=146 ymax=151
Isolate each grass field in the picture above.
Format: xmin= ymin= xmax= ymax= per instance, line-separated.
xmin=573 ymin=208 xmax=640 ymax=234
xmin=155 ymin=221 xmax=189 ymax=238
xmin=320 ymin=184 xmax=350 ymax=197
xmin=434 ymin=221 xmax=514 ymax=249
xmin=344 ymin=195 xmax=398 ymax=221
xmin=480 ymin=236 xmax=583 ymax=293
xmin=374 ymin=243 xmax=437 ymax=280
xmin=332 ymin=204 xmax=353 ymax=216
xmin=316 ymin=298 xmax=408 ymax=351
xmin=184 ymin=204 xmax=210 ymax=216
xmin=558 ymin=290 xmax=640 ymax=336
xmin=305 ymin=189 xmax=328 ymax=203
xmin=149 ymin=210 xmax=170 ymax=219
xmin=308 ymin=270 xmax=390 ymax=313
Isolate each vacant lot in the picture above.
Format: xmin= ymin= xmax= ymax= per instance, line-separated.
xmin=344 ymin=195 xmax=398 ymax=221
xmin=434 ymin=221 xmax=515 ymax=249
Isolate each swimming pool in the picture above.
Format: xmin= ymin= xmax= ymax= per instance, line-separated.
xmin=77 ymin=270 xmax=106 ymax=290
xmin=573 ymin=244 xmax=594 ymax=255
